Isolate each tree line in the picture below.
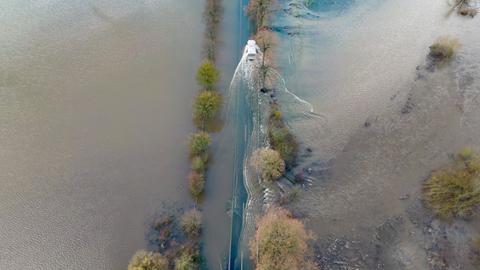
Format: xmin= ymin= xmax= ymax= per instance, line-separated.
xmin=127 ymin=0 xmax=224 ymax=269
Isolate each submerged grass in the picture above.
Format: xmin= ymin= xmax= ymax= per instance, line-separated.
xmin=423 ymin=149 xmax=480 ymax=219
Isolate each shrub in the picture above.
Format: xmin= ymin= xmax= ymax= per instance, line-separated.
xmin=181 ymin=209 xmax=202 ymax=239
xmin=196 ymin=60 xmax=219 ymax=90
xmin=459 ymin=146 xmax=474 ymax=161
xmin=128 ymin=250 xmax=168 ymax=270
xmin=188 ymin=132 xmax=211 ymax=156
xmin=188 ymin=171 xmax=205 ymax=199
xmin=191 ymin=155 xmax=207 ymax=172
xmin=250 ymin=208 xmax=310 ymax=270
xmin=268 ymin=106 xmax=299 ymax=168
xmin=193 ymin=91 xmax=222 ymax=127
xmin=174 ymin=247 xmax=200 ymax=270
xmin=423 ymin=149 xmax=480 ymax=219
xmin=268 ymin=126 xmax=298 ymax=168
xmin=250 ymin=148 xmax=285 ymax=182
xmin=429 ymin=36 xmax=460 ymax=61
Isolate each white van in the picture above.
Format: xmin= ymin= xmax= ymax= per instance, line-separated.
xmin=246 ymin=40 xmax=257 ymax=61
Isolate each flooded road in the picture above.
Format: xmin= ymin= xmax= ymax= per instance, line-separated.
xmin=202 ymin=0 xmax=251 ymax=268
xmin=0 ymin=1 xmax=203 ymax=269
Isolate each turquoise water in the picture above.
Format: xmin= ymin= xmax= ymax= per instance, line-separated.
xmin=309 ymin=0 xmax=355 ymax=13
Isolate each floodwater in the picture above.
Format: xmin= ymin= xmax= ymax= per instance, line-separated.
xmin=0 ymin=1 xmax=204 ymax=269
xmin=272 ymin=0 xmax=480 ymax=268
xmin=201 ymin=0 xmax=249 ymax=268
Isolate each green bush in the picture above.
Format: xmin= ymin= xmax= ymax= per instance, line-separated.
xmin=181 ymin=209 xmax=202 ymax=239
xmin=250 ymin=208 xmax=310 ymax=270
xmin=268 ymin=106 xmax=299 ymax=168
xmin=423 ymin=149 xmax=480 ymax=219
xmin=250 ymin=148 xmax=285 ymax=182
xmin=188 ymin=132 xmax=211 ymax=156
xmin=191 ymin=155 xmax=207 ymax=172
xmin=188 ymin=171 xmax=205 ymax=200
xmin=196 ymin=60 xmax=219 ymax=90
xmin=128 ymin=250 xmax=168 ymax=270
xmin=458 ymin=146 xmax=474 ymax=161
xmin=429 ymin=36 xmax=460 ymax=61
xmin=174 ymin=247 xmax=200 ymax=270
xmin=193 ymin=91 xmax=222 ymax=127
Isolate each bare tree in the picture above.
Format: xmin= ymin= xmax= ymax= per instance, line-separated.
xmin=254 ymin=29 xmax=277 ymax=66
xmin=247 ymin=0 xmax=278 ymax=31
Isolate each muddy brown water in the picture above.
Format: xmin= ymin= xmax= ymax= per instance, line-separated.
xmin=273 ymin=0 xmax=480 ymax=268
xmin=0 ymin=1 xmax=205 ymax=269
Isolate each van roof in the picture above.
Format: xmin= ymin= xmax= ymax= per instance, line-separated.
xmin=247 ymin=46 xmax=257 ymax=54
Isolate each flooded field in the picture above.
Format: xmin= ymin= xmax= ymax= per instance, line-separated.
xmin=0 ymin=1 xmax=204 ymax=269
xmin=272 ymin=0 xmax=480 ymax=268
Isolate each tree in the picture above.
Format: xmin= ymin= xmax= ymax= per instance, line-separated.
xmin=250 ymin=208 xmax=310 ymax=270
xmin=188 ymin=171 xmax=205 ymax=200
xmin=181 ymin=209 xmax=202 ymax=239
xmin=174 ymin=248 xmax=200 ymax=270
xmin=128 ymin=250 xmax=168 ymax=270
xmin=254 ymin=29 xmax=277 ymax=66
xmin=247 ymin=0 xmax=278 ymax=31
xmin=193 ymin=91 xmax=222 ymax=128
xmin=250 ymin=148 xmax=285 ymax=182
xmin=188 ymin=132 xmax=211 ymax=156
xmin=196 ymin=60 xmax=219 ymax=90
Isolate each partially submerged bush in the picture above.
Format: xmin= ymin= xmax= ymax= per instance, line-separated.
xmin=191 ymin=155 xmax=207 ymax=172
xmin=193 ymin=91 xmax=222 ymax=127
xmin=188 ymin=171 xmax=205 ymax=200
xmin=458 ymin=6 xmax=478 ymax=17
xmin=429 ymin=36 xmax=460 ymax=62
xmin=188 ymin=132 xmax=211 ymax=156
xmin=268 ymin=106 xmax=299 ymax=168
xmin=459 ymin=146 xmax=474 ymax=161
xmin=423 ymin=149 xmax=480 ymax=219
xmin=128 ymin=250 xmax=168 ymax=270
xmin=250 ymin=148 xmax=286 ymax=182
xmin=250 ymin=208 xmax=310 ymax=270
xmin=174 ymin=247 xmax=201 ymax=270
xmin=181 ymin=209 xmax=202 ymax=239
xmin=196 ymin=60 xmax=219 ymax=90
